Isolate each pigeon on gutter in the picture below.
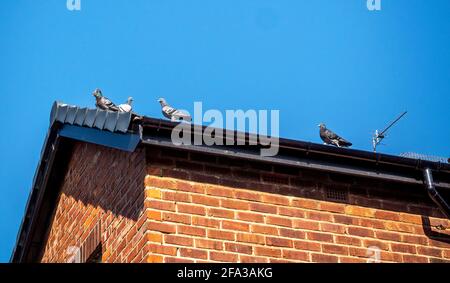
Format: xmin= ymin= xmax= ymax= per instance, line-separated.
xmin=118 ymin=97 xmax=133 ymax=113
xmin=158 ymin=98 xmax=192 ymax=122
xmin=318 ymin=123 xmax=352 ymax=148
xmin=92 ymin=88 xmax=120 ymax=112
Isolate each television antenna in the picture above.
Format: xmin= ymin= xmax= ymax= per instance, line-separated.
xmin=372 ymin=111 xmax=407 ymax=153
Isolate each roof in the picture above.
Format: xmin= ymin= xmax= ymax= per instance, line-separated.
xmin=11 ymin=101 xmax=450 ymax=262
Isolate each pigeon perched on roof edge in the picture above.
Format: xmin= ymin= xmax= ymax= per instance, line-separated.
xmin=158 ymin=98 xmax=192 ymax=122
xmin=318 ymin=123 xmax=352 ymax=148
xmin=93 ymin=88 xmax=120 ymax=112
xmin=118 ymin=97 xmax=133 ymax=113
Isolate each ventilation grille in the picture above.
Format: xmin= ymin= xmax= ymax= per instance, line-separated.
xmin=325 ymin=187 xmax=348 ymax=202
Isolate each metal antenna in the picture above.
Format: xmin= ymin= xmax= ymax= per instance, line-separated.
xmin=373 ymin=111 xmax=407 ymax=152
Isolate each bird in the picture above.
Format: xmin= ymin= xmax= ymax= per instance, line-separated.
xmin=118 ymin=97 xmax=133 ymax=113
xmin=318 ymin=123 xmax=352 ymax=148
xmin=92 ymin=88 xmax=120 ymax=112
xmin=157 ymin=98 xmax=192 ymax=122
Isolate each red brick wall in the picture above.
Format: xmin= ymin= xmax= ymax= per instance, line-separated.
xmin=144 ymin=147 xmax=450 ymax=263
xmin=40 ymin=142 xmax=147 ymax=263
xmin=40 ymin=143 xmax=450 ymax=263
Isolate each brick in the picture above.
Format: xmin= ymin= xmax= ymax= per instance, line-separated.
xmin=320 ymin=223 xmax=345 ymax=234
xmin=249 ymin=203 xmax=277 ymax=214
xmin=164 ymin=235 xmax=193 ymax=247
xmin=401 ymin=234 xmax=428 ymax=245
xmin=236 ymin=233 xmax=265 ymax=245
xmin=225 ymin=243 xmax=253 ymax=255
xmin=237 ymin=212 xmax=265 ymax=223
xmin=261 ymin=194 xmax=290 ymax=206
xmin=177 ymin=182 xmax=205 ymax=194
xmin=294 ymin=240 xmax=321 ymax=251
xmin=282 ymin=250 xmax=309 ymax=261
xmin=146 ymin=210 xmax=162 ymax=221
xmin=344 ymin=205 xmax=375 ymax=218
xmin=146 ymin=255 xmax=163 ymax=263
xmin=306 ymin=211 xmax=332 ymax=222
xmin=279 ymin=228 xmax=306 ymax=239
xmin=145 ymin=199 xmax=176 ymax=212
xmin=333 ymin=215 xmax=358 ymax=225
xmin=162 ymin=212 xmax=191 ymax=224
xmin=177 ymin=203 xmax=206 ymax=216
xmin=311 ymin=253 xmax=339 ymax=263
xmin=221 ymin=199 xmax=250 ymax=210
xmin=374 ymin=210 xmax=400 ymax=221
xmin=319 ymin=202 xmax=345 ymax=213
xmin=179 ymin=248 xmax=208 ymax=260
xmin=255 ymin=247 xmax=282 ymax=258
xmin=205 ymin=186 xmax=234 ymax=198
xmin=145 ymin=188 xmax=161 ymax=199
xmin=278 ymin=207 xmax=305 ymax=218
xmin=146 ymin=232 xmax=163 ymax=243
xmin=375 ymin=231 xmax=402 ymax=242
xmin=208 ymin=208 xmax=235 ymax=219
xmin=208 ymin=229 xmax=235 ymax=241
xmin=339 ymin=257 xmax=367 ymax=263
xmin=251 ymin=224 xmax=278 ymax=236
xmin=178 ymin=225 xmax=206 ymax=237
xmin=322 ymin=244 xmax=349 ymax=255
xmin=347 ymin=227 xmax=374 ymax=238
xmin=195 ymin=239 xmax=223 ymax=250
xmin=192 ymin=216 xmax=220 ymax=228
xmin=402 ymin=254 xmax=428 ymax=263
xmin=234 ymin=190 xmax=262 ymax=202
xmin=209 ymin=251 xmax=238 ymax=262
xmin=266 ymin=215 xmax=293 ymax=227
xmin=148 ymin=243 xmax=178 ymax=255
xmin=145 ymin=176 xmax=176 ymax=190
xmin=417 ymin=246 xmax=442 ymax=258
xmin=293 ymin=219 xmax=320 ymax=231
xmin=191 ymin=195 xmax=220 ymax=206
xmin=222 ymin=220 xmax=250 ymax=232
xmin=292 ymin=199 xmax=319 ymax=210
xmin=266 ymin=237 xmax=293 ymax=248
xmin=148 ymin=221 xmax=176 ymax=234
xmin=162 ymin=191 xmax=191 ymax=202
xmin=391 ymin=243 xmax=417 ymax=254
xmin=306 ymin=232 xmax=333 ymax=243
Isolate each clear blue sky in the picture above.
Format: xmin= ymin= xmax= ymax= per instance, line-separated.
xmin=1 ymin=0 xmax=449 ymax=262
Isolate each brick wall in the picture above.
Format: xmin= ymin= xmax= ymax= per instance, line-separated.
xmin=40 ymin=142 xmax=450 ymax=263
xmin=144 ymin=147 xmax=450 ymax=263
xmin=40 ymin=142 xmax=147 ymax=263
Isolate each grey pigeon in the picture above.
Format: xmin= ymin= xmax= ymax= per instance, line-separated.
xmin=158 ymin=98 xmax=192 ymax=122
xmin=118 ymin=97 xmax=133 ymax=113
xmin=318 ymin=123 xmax=352 ymax=148
xmin=92 ymin=88 xmax=120 ymax=112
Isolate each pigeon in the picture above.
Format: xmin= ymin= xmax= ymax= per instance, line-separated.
xmin=318 ymin=123 xmax=352 ymax=148
xmin=92 ymin=88 xmax=120 ymax=112
xmin=158 ymin=98 xmax=192 ymax=122
xmin=118 ymin=97 xmax=133 ymax=113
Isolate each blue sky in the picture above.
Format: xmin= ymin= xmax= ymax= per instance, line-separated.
xmin=0 ymin=0 xmax=449 ymax=262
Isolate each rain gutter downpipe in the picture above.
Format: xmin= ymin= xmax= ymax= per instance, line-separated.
xmin=423 ymin=168 xmax=450 ymax=219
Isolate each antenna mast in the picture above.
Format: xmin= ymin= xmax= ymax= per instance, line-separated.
xmin=373 ymin=111 xmax=407 ymax=153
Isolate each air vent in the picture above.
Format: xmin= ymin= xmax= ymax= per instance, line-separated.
xmin=325 ymin=186 xmax=348 ymax=202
